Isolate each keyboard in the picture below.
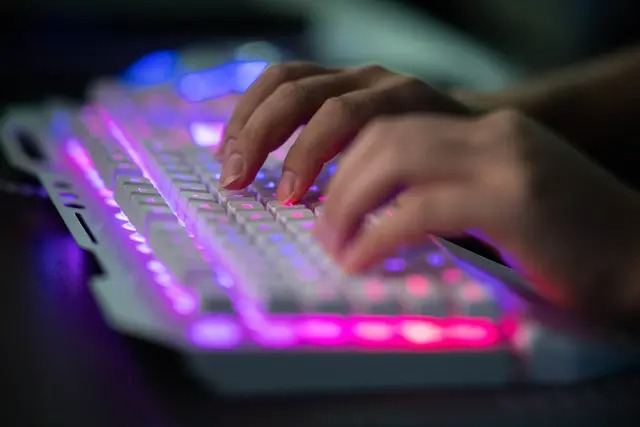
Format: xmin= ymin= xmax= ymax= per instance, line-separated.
xmin=1 ymin=60 xmax=639 ymax=395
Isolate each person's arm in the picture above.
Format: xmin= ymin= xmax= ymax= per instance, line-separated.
xmin=455 ymin=46 xmax=640 ymax=180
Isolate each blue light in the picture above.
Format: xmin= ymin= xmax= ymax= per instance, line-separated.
xmin=122 ymin=50 xmax=179 ymax=86
xmin=177 ymin=61 xmax=269 ymax=102
xmin=426 ymin=252 xmax=445 ymax=267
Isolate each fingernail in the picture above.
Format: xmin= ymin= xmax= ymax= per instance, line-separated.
xmin=220 ymin=153 xmax=245 ymax=187
xmin=277 ymin=170 xmax=297 ymax=202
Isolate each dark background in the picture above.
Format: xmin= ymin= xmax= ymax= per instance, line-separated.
xmin=2 ymin=0 xmax=640 ymax=104
xmin=2 ymin=1 xmax=640 ymax=426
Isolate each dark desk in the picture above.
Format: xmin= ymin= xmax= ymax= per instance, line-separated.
xmin=2 ymin=187 xmax=640 ymax=427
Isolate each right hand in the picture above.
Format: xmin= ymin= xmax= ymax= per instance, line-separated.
xmin=218 ymin=62 xmax=471 ymax=202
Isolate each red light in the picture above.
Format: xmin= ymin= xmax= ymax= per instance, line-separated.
xmin=444 ymin=318 xmax=500 ymax=348
xmin=406 ymin=275 xmax=429 ymax=297
xmin=442 ymin=268 xmax=462 ymax=284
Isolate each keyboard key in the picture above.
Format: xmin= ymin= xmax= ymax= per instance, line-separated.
xmin=284 ymin=219 xmax=315 ymax=234
xmin=235 ymin=210 xmax=274 ymax=225
xmin=347 ymin=278 xmax=404 ymax=315
xmin=266 ymin=200 xmax=306 ymax=215
xmin=109 ymin=162 xmax=142 ymax=187
xmin=254 ymin=232 xmax=289 ymax=246
xmin=227 ymin=200 xmax=263 ymax=215
xmin=244 ymin=221 xmax=283 ymax=234
xmin=217 ymin=189 xmax=256 ymax=205
xmin=148 ymin=223 xmax=212 ymax=284
xmin=452 ymin=280 xmax=501 ymax=320
xmin=177 ymin=191 xmax=215 ymax=216
xmin=276 ymin=209 xmax=315 ymax=222
xmin=133 ymin=204 xmax=176 ymax=235
xmin=399 ymin=274 xmax=448 ymax=317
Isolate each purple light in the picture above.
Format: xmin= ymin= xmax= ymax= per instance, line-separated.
xmin=190 ymin=121 xmax=225 ymax=148
xmin=384 ymin=257 xmax=406 ymax=272
xmin=115 ymin=211 xmax=128 ymax=221
xmin=254 ymin=319 xmax=297 ymax=348
xmin=426 ymin=252 xmax=445 ymax=267
xmin=99 ymin=188 xmax=114 ymax=199
xmin=189 ymin=316 xmax=243 ymax=349
xmin=106 ymin=198 xmax=118 ymax=207
xmin=136 ymin=243 xmax=152 ymax=254
xmin=164 ymin=287 xmax=197 ymax=315
xmin=155 ymin=273 xmax=172 ymax=286
xmin=129 ymin=232 xmax=146 ymax=243
xmin=122 ymin=222 xmax=136 ymax=231
xmin=146 ymin=260 xmax=167 ymax=273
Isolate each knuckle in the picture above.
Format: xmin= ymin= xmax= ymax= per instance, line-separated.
xmin=356 ymin=64 xmax=389 ymax=74
xmin=353 ymin=64 xmax=389 ymax=77
xmin=391 ymin=75 xmax=425 ymax=91
xmin=262 ymin=63 xmax=295 ymax=83
xmin=275 ymin=81 xmax=308 ymax=104
xmin=483 ymin=108 xmax=526 ymax=137
xmin=322 ymin=96 xmax=358 ymax=119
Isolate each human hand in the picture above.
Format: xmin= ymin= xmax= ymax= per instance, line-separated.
xmin=316 ymin=109 xmax=640 ymax=325
xmin=218 ymin=62 xmax=469 ymax=202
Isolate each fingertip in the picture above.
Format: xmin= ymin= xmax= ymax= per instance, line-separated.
xmin=339 ymin=245 xmax=370 ymax=273
xmin=276 ymin=170 xmax=297 ymax=203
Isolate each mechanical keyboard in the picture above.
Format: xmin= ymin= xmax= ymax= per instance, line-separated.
xmin=2 ymin=59 xmax=639 ymax=395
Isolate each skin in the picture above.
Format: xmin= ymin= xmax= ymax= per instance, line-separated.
xmin=217 ymin=50 xmax=640 ymax=334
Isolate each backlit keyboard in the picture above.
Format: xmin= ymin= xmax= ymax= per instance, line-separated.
xmin=1 ymin=60 xmax=639 ymax=395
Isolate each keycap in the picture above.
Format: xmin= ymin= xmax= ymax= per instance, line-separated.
xmin=227 ymin=200 xmax=264 ymax=215
xmin=299 ymin=280 xmax=350 ymax=314
xmin=235 ymin=210 xmax=274 ymax=225
xmin=217 ymin=189 xmax=256 ymax=205
xmin=399 ymin=274 xmax=448 ymax=317
xmin=347 ymin=278 xmax=404 ymax=315
xmin=244 ymin=221 xmax=283 ymax=234
xmin=114 ymin=178 xmax=155 ymax=212
xmin=147 ymin=222 xmax=212 ymax=284
xmin=189 ymin=278 xmax=234 ymax=313
xmin=132 ymin=204 xmax=176 ymax=235
xmin=254 ymin=232 xmax=289 ymax=246
xmin=255 ymin=189 xmax=277 ymax=204
xmin=276 ymin=209 xmax=315 ymax=222
xmin=284 ymin=219 xmax=315 ymax=234
xmin=266 ymin=200 xmax=306 ymax=215
xmin=108 ymin=162 xmax=142 ymax=187
xmin=177 ymin=191 xmax=215 ymax=217
xmin=452 ymin=280 xmax=501 ymax=320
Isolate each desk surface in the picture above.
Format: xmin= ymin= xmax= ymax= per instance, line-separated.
xmin=2 ymin=189 xmax=640 ymax=427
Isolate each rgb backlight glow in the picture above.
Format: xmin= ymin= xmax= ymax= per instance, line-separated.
xmin=65 ymin=102 xmax=505 ymax=352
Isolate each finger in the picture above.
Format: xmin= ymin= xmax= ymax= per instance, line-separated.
xmin=338 ymin=186 xmax=474 ymax=272
xmin=319 ymin=115 xmax=474 ymax=253
xmin=221 ymin=72 xmax=366 ymax=190
xmin=219 ymin=62 xmax=330 ymax=156
xmin=275 ymin=77 xmax=434 ymax=202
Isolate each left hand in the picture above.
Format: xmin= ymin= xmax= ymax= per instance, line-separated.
xmin=316 ymin=109 xmax=640 ymax=325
